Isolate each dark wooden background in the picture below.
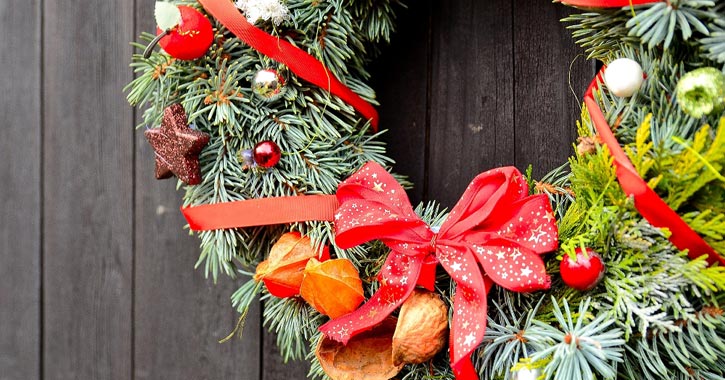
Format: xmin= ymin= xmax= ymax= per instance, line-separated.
xmin=0 ymin=0 xmax=593 ymax=379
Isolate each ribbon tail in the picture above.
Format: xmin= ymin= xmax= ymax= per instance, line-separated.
xmin=437 ymin=246 xmax=488 ymax=380
xmin=448 ymin=281 xmax=487 ymax=380
xmin=452 ymin=356 xmax=479 ymax=380
xmin=319 ymin=253 xmax=423 ymax=343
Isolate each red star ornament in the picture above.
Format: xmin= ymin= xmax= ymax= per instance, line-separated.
xmin=144 ymin=104 xmax=210 ymax=185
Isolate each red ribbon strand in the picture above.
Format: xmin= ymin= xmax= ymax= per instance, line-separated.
xmin=198 ymin=0 xmax=379 ymax=130
xmin=585 ymin=68 xmax=725 ymax=266
xmin=182 ymin=194 xmax=337 ymax=230
xmin=320 ymin=162 xmax=558 ymax=380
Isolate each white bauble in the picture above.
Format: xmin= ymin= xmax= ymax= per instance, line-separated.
xmin=603 ymin=58 xmax=644 ymax=97
xmin=512 ymin=367 xmax=542 ymax=380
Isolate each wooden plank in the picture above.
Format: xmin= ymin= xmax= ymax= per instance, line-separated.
xmin=427 ymin=0 xmax=515 ymax=208
xmin=133 ymin=107 xmax=261 ymax=380
xmin=513 ymin=1 xmax=595 ymax=175
xmin=134 ymin=139 xmax=263 ymax=377
xmin=133 ymin=183 xmax=260 ymax=380
xmin=132 ymin=1 xmax=262 ymax=378
xmin=372 ymin=0 xmax=432 ymax=206
xmin=0 ymin=1 xmax=41 ymax=379
xmin=42 ymin=0 xmax=134 ymax=378
xmin=261 ymin=328 xmax=309 ymax=380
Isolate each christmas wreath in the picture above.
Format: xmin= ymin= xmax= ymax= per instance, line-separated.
xmin=126 ymin=0 xmax=725 ymax=379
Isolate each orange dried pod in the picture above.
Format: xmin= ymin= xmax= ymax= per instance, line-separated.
xmin=254 ymin=232 xmax=329 ymax=298
xmin=300 ymin=258 xmax=365 ymax=318
xmin=316 ymin=318 xmax=404 ymax=380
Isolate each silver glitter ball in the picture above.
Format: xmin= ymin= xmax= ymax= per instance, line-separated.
xmin=251 ymin=68 xmax=286 ymax=101
xmin=512 ymin=367 xmax=542 ymax=380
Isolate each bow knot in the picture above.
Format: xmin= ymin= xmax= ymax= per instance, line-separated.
xmin=429 ymin=232 xmax=439 ymax=253
xmin=320 ymin=162 xmax=558 ymax=380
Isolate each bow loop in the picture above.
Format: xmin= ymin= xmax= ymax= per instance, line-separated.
xmin=334 ymin=162 xmax=431 ymax=250
xmin=439 ymin=167 xmax=529 ymax=240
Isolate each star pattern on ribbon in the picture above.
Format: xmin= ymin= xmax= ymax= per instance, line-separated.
xmin=319 ymin=162 xmax=558 ymax=380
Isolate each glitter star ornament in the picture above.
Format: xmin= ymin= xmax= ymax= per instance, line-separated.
xmin=144 ymin=104 xmax=210 ymax=185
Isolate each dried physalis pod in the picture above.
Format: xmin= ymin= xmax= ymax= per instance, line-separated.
xmin=316 ymin=318 xmax=403 ymax=380
xmin=392 ymin=290 xmax=449 ymax=365
xmin=300 ymin=258 xmax=365 ymax=318
xmin=576 ymin=135 xmax=600 ymax=156
xmin=254 ymin=232 xmax=329 ymax=298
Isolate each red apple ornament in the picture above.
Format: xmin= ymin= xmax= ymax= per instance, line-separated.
xmin=560 ymin=247 xmax=605 ymax=291
xmin=143 ymin=2 xmax=214 ymax=60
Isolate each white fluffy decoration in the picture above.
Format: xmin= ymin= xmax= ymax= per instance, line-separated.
xmin=603 ymin=58 xmax=644 ymax=98
xmin=235 ymin=0 xmax=290 ymax=26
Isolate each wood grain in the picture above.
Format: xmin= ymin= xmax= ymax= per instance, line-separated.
xmin=42 ymin=0 xmax=134 ymax=378
xmin=133 ymin=109 xmax=262 ymax=380
xmin=427 ymin=0 xmax=515 ymax=208
xmin=513 ymin=0 xmax=594 ymax=175
xmin=261 ymin=328 xmax=309 ymax=380
xmin=373 ymin=0 xmax=432 ymax=206
xmin=0 ymin=1 xmax=41 ymax=379
xmin=132 ymin=0 xmax=262 ymax=378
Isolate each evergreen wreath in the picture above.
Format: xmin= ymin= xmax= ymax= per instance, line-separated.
xmin=126 ymin=0 xmax=725 ymax=379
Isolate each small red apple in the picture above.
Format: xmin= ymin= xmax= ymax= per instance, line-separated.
xmin=144 ymin=2 xmax=214 ymax=60
xmin=560 ymin=247 xmax=605 ymax=291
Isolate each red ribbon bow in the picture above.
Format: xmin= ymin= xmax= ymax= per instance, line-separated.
xmin=320 ymin=162 xmax=558 ymax=379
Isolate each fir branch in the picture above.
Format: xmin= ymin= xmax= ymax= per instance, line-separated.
xmin=529 ymin=298 xmax=625 ymax=380
xmin=626 ymin=1 xmax=716 ymax=49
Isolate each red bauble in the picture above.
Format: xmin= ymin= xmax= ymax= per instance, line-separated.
xmin=253 ymin=140 xmax=282 ymax=168
xmin=560 ymin=247 xmax=605 ymax=291
xmin=157 ymin=5 xmax=214 ymax=60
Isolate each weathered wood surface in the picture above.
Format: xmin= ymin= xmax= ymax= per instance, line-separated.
xmin=0 ymin=0 xmax=592 ymax=379
xmin=42 ymin=0 xmax=134 ymax=378
xmin=0 ymin=1 xmax=41 ymax=379
xmin=133 ymin=1 xmax=262 ymax=379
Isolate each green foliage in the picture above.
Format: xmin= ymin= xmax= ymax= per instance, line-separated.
xmin=529 ymin=298 xmax=625 ymax=380
xmin=127 ymin=0 xmax=404 ymax=281
xmin=626 ymin=1 xmax=717 ymax=49
xmin=477 ymin=298 xmax=546 ymax=380
xmin=657 ymin=121 xmax=725 ymax=210
xmin=564 ymin=11 xmax=639 ymax=60
xmin=700 ymin=3 xmax=725 ymax=64
xmin=263 ymin=295 xmax=326 ymax=362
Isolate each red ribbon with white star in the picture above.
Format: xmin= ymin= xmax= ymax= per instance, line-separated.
xmin=319 ymin=162 xmax=558 ymax=380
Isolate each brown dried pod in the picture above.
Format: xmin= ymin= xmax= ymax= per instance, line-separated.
xmin=576 ymin=135 xmax=601 ymax=156
xmin=392 ymin=290 xmax=449 ymax=365
xmin=316 ymin=318 xmax=403 ymax=380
